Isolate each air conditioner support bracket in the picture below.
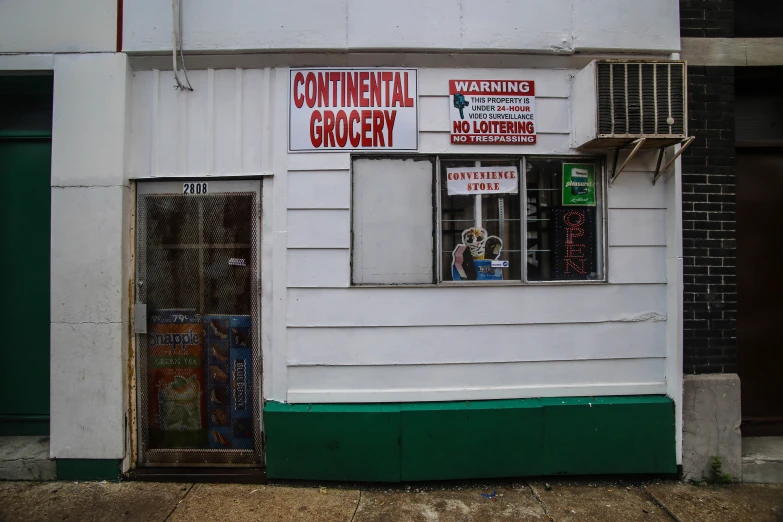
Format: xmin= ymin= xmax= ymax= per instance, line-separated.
xmin=609 ymin=138 xmax=646 ymax=186
xmin=652 ymin=136 xmax=696 ymax=185
xmin=609 ymin=136 xmax=696 ymax=187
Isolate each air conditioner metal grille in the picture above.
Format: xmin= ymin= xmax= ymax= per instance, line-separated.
xmin=597 ymin=62 xmax=685 ymax=137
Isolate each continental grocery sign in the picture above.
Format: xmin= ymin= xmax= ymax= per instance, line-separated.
xmin=289 ymin=68 xmax=418 ymax=152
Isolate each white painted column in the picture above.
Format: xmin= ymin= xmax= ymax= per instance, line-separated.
xmin=49 ymin=53 xmax=131 ymax=461
xmin=665 ymin=146 xmax=685 ymax=466
xmin=664 ymin=52 xmax=685 ymax=468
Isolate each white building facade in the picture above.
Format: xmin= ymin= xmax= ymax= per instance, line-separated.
xmin=1 ymin=0 xmax=685 ymax=480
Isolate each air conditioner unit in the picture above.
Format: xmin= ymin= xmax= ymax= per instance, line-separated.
xmin=572 ymin=60 xmax=694 ymax=184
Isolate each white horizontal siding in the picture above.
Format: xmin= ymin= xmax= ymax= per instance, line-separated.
xmin=288 ymin=153 xmax=351 ymax=172
xmin=611 ymin=149 xmax=669 ymax=172
xmin=287 ymin=170 xmax=350 ymax=209
xmin=287 ymin=249 xmax=350 ymax=287
xmin=129 ymin=68 xmax=271 ymax=177
xmin=287 ymin=284 xmax=665 ymax=327
xmin=608 ymin=171 xmax=668 ymax=209
xmin=287 ymin=209 xmax=350 ymax=248
xmin=123 ymin=1 xmax=679 ymax=54
xmin=288 ymin=320 xmax=665 ymax=366
xmin=287 ymin=358 xmax=667 ymax=403
xmin=608 ymin=246 xmax=667 ymax=284
xmin=608 ymin=209 xmax=666 ymax=246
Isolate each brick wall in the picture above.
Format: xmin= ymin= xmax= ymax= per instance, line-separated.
xmin=680 ymin=0 xmax=734 ymax=38
xmin=680 ymin=2 xmax=737 ymax=374
xmin=681 ymin=66 xmax=737 ymax=374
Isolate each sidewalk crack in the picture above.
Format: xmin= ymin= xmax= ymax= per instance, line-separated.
xmin=349 ymin=489 xmax=362 ymax=522
xmin=526 ymin=481 xmax=552 ymax=520
xmin=642 ymin=485 xmax=682 ymax=522
xmin=163 ymin=483 xmax=195 ymax=522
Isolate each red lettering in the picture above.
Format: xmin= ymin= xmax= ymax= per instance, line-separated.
xmin=340 ymin=71 xmax=346 ymax=106
xmin=565 ymin=244 xmax=584 ymax=258
xmin=562 ymin=210 xmax=587 ymax=275
xmin=565 ymin=259 xmax=586 ymax=274
xmin=370 ymin=72 xmax=381 ymax=107
xmin=335 ymin=110 xmax=348 ymax=147
xmin=309 ymin=111 xmax=323 ymax=147
xmin=347 ymin=73 xmax=359 ymax=107
xmin=293 ymin=72 xmax=305 ymax=108
xmin=564 ymin=211 xmax=585 ymax=228
xmin=392 ymin=73 xmax=404 ymax=107
xmin=382 ymin=72 xmax=393 ymax=107
xmin=349 ymin=110 xmax=361 ymax=147
xmin=323 ymin=110 xmax=336 ymax=147
xmin=330 ymin=72 xmax=340 ymax=106
xmin=372 ymin=110 xmax=385 ymax=147
xmin=361 ymin=110 xmax=372 ymax=147
xmin=565 ymin=227 xmax=584 ymax=244
xmin=317 ymin=73 xmax=328 ymax=107
xmin=383 ymin=110 xmax=397 ymax=147
xmin=360 ymin=72 xmax=370 ymax=107
xmin=305 ymin=72 xmax=317 ymax=108
xmin=404 ymin=72 xmax=414 ymax=107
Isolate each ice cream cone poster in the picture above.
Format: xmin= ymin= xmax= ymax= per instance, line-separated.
xmin=452 ymin=227 xmax=505 ymax=281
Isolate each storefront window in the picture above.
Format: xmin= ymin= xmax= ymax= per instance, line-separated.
xmin=351 ymin=155 xmax=604 ymax=285
xmin=440 ymin=159 xmax=523 ymax=282
xmin=439 ymin=157 xmax=604 ymax=283
xmin=524 ymin=158 xmax=603 ymax=282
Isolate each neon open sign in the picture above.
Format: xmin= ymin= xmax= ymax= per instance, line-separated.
xmin=553 ymin=207 xmax=597 ymax=280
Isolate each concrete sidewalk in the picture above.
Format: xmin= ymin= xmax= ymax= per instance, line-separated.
xmin=0 ymin=479 xmax=781 ymax=522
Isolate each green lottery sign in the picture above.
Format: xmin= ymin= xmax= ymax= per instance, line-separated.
xmin=562 ymin=163 xmax=596 ymax=206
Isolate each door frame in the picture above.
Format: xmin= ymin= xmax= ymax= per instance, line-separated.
xmin=130 ymin=178 xmax=264 ymax=468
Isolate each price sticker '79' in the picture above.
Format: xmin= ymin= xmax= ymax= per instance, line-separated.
xmin=183 ymin=182 xmax=208 ymax=195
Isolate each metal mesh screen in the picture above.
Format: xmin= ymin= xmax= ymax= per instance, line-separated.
xmin=136 ymin=189 xmax=262 ymax=466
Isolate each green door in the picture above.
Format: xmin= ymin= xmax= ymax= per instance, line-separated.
xmin=0 ymin=76 xmax=52 ymax=435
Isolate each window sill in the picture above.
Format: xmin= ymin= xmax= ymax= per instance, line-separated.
xmin=350 ymin=279 xmax=609 ymax=288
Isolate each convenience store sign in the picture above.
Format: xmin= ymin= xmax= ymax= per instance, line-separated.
xmin=446 ymin=166 xmax=519 ymax=195
xmin=449 ymin=80 xmax=536 ymax=145
xmin=289 ymin=68 xmax=418 ymax=152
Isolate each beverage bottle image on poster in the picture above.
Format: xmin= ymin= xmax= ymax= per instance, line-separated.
xmin=449 ymin=80 xmax=536 ymax=145
xmin=147 ymin=309 xmax=208 ymax=449
xmin=562 ymin=164 xmax=596 ymax=206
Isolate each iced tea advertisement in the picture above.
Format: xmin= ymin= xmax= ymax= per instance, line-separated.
xmin=449 ymin=80 xmax=536 ymax=145
xmin=562 ymin=163 xmax=596 ymax=206
xmin=289 ymin=68 xmax=418 ymax=152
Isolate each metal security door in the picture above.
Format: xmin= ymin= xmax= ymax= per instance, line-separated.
xmin=135 ymin=180 xmax=262 ymax=466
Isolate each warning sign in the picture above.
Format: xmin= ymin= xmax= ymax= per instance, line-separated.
xmin=449 ymin=80 xmax=536 ymax=145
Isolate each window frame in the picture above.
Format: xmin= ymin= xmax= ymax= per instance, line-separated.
xmin=350 ymin=153 xmax=608 ymax=287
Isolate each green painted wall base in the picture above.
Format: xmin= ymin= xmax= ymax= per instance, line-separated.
xmin=264 ymin=396 xmax=676 ymax=482
xmin=0 ymin=416 xmax=48 ymax=436
xmin=56 ymin=459 xmax=122 ymax=482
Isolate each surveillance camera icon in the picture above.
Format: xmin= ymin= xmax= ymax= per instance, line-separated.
xmin=453 ymin=93 xmax=469 ymax=119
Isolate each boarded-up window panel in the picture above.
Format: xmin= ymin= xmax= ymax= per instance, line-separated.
xmin=352 ymin=158 xmax=434 ymax=285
